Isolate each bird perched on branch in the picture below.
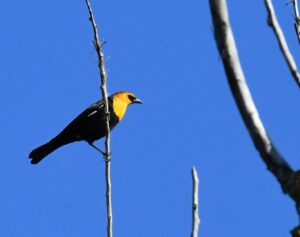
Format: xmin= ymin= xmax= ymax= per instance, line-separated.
xmin=29 ymin=91 xmax=142 ymax=164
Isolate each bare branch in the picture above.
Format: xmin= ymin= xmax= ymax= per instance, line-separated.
xmin=264 ymin=0 xmax=300 ymax=87
xmin=293 ymin=0 xmax=300 ymax=18
xmin=209 ymin=0 xmax=300 ymax=235
xmin=291 ymin=0 xmax=300 ymax=43
xmin=85 ymin=1 xmax=112 ymax=237
xmin=191 ymin=167 xmax=200 ymax=237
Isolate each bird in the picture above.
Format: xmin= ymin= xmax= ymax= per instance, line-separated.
xmin=29 ymin=91 xmax=142 ymax=164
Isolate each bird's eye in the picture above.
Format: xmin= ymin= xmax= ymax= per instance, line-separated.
xmin=127 ymin=94 xmax=135 ymax=101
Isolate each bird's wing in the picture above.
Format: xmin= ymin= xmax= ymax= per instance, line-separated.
xmin=56 ymin=100 xmax=106 ymax=138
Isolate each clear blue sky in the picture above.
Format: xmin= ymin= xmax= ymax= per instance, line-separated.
xmin=1 ymin=1 xmax=299 ymax=236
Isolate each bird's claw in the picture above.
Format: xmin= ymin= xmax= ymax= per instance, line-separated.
xmin=102 ymin=153 xmax=112 ymax=162
xmin=102 ymin=151 xmax=112 ymax=161
xmin=88 ymin=142 xmax=111 ymax=158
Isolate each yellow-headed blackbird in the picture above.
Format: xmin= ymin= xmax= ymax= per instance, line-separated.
xmin=29 ymin=91 xmax=142 ymax=164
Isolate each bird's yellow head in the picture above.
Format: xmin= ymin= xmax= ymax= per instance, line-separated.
xmin=112 ymin=92 xmax=142 ymax=121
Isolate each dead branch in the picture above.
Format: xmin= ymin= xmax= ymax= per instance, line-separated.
xmin=191 ymin=167 xmax=200 ymax=237
xmin=85 ymin=1 xmax=113 ymax=236
xmin=291 ymin=0 xmax=300 ymax=43
xmin=264 ymin=0 xmax=300 ymax=87
xmin=209 ymin=0 xmax=300 ymax=235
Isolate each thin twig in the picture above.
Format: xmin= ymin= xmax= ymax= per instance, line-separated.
xmin=286 ymin=0 xmax=300 ymax=42
xmin=293 ymin=0 xmax=300 ymax=20
xmin=85 ymin=1 xmax=113 ymax=237
xmin=292 ymin=0 xmax=300 ymax=43
xmin=191 ymin=167 xmax=200 ymax=237
xmin=209 ymin=0 xmax=300 ymax=235
xmin=264 ymin=0 xmax=300 ymax=87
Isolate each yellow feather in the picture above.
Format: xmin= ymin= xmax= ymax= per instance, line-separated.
xmin=112 ymin=92 xmax=133 ymax=120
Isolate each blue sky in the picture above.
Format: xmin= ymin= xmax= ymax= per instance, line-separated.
xmin=1 ymin=0 xmax=300 ymax=236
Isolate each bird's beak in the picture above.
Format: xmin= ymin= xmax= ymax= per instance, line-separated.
xmin=132 ymin=98 xmax=143 ymax=104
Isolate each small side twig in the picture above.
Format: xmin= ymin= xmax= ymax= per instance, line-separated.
xmin=191 ymin=167 xmax=200 ymax=237
xmin=85 ymin=1 xmax=113 ymax=237
xmin=209 ymin=0 xmax=300 ymax=235
xmin=292 ymin=0 xmax=300 ymax=43
xmin=264 ymin=0 xmax=300 ymax=87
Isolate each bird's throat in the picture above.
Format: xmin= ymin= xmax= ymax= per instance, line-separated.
xmin=112 ymin=99 xmax=128 ymax=121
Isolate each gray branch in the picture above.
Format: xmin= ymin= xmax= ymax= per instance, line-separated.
xmin=191 ymin=167 xmax=200 ymax=237
xmin=209 ymin=0 xmax=300 ymax=235
xmin=85 ymin=1 xmax=113 ymax=237
xmin=264 ymin=0 xmax=300 ymax=87
xmin=291 ymin=0 xmax=300 ymax=43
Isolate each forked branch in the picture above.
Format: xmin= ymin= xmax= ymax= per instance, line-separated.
xmin=209 ymin=0 xmax=300 ymax=236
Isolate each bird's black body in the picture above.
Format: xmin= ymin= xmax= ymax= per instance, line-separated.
xmin=29 ymin=91 xmax=142 ymax=164
xmin=29 ymin=97 xmax=119 ymax=164
xmin=55 ymin=97 xmax=119 ymax=143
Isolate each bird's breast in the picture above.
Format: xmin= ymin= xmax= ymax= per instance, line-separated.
xmin=112 ymin=99 xmax=128 ymax=121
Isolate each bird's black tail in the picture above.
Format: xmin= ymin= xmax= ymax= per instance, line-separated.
xmin=29 ymin=137 xmax=68 ymax=164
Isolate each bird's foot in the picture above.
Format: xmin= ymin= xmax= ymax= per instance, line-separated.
xmin=88 ymin=142 xmax=112 ymax=161
xmin=88 ymin=142 xmax=106 ymax=155
xmin=103 ymin=153 xmax=112 ymax=162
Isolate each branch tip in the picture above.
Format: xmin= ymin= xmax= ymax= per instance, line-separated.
xmin=191 ymin=166 xmax=200 ymax=237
